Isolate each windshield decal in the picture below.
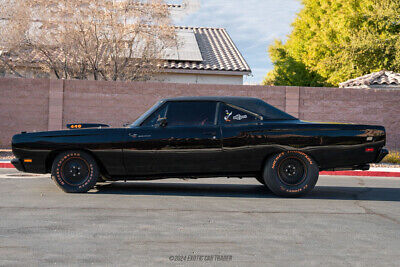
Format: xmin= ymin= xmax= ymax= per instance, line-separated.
xmin=224 ymin=110 xmax=233 ymax=122
xmin=233 ymin=114 xmax=248 ymax=121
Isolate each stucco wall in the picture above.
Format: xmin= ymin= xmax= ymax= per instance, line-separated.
xmin=0 ymin=78 xmax=399 ymax=150
xmin=152 ymin=73 xmax=244 ymax=85
xmin=3 ymin=68 xmax=245 ymax=85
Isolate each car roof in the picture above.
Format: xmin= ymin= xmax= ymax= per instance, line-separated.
xmin=161 ymin=96 xmax=296 ymax=121
xmin=162 ymin=96 xmax=260 ymax=106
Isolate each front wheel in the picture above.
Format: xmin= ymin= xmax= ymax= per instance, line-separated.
xmin=263 ymin=151 xmax=319 ymax=197
xmin=51 ymin=150 xmax=99 ymax=193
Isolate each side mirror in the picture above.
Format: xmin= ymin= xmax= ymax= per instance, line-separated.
xmin=157 ymin=117 xmax=167 ymax=128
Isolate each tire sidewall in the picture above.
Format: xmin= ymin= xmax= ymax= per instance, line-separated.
xmin=51 ymin=151 xmax=99 ymax=193
xmin=264 ymin=151 xmax=319 ymax=197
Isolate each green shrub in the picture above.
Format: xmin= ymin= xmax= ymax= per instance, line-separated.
xmin=382 ymin=151 xmax=400 ymax=164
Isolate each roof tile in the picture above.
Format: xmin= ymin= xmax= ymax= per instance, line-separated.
xmin=339 ymin=70 xmax=400 ymax=88
xmin=163 ymin=27 xmax=251 ymax=73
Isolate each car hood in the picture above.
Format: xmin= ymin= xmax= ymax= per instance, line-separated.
xmin=15 ymin=128 xmax=122 ymax=137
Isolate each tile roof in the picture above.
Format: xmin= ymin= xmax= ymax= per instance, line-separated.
xmin=4 ymin=27 xmax=251 ymax=75
xmin=339 ymin=70 xmax=400 ymax=88
xmin=161 ymin=27 xmax=251 ymax=74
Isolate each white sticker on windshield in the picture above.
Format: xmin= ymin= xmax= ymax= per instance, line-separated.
xmin=233 ymin=114 xmax=247 ymax=121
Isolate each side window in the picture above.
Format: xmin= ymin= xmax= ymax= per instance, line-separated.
xmin=141 ymin=104 xmax=168 ymax=127
xmin=167 ymin=101 xmax=217 ymax=126
xmin=220 ymin=103 xmax=259 ymax=124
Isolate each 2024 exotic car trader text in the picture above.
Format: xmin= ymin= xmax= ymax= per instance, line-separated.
xmin=12 ymin=96 xmax=388 ymax=197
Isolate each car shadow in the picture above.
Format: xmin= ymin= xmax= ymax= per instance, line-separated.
xmin=92 ymin=181 xmax=400 ymax=202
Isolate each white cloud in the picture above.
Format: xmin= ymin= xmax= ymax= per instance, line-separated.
xmin=173 ymin=0 xmax=301 ymax=84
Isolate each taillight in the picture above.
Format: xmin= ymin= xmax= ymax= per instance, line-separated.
xmin=365 ymin=148 xmax=374 ymax=152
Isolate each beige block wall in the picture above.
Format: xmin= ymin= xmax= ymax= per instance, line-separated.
xmin=299 ymin=87 xmax=400 ymax=150
xmin=0 ymin=78 xmax=50 ymax=147
xmin=62 ymin=80 xmax=286 ymax=129
xmin=0 ymin=77 xmax=399 ymax=150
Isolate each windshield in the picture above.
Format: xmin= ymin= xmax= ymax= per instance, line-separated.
xmin=129 ymin=101 xmax=164 ymax=127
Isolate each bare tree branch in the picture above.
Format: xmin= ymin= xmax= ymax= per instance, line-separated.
xmin=0 ymin=0 xmax=176 ymax=80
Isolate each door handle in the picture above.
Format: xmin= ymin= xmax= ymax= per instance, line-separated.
xmin=129 ymin=133 xmax=138 ymax=138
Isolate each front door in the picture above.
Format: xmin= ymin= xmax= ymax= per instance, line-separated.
xmin=123 ymin=101 xmax=223 ymax=176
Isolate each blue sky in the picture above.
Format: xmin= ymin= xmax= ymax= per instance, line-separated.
xmin=172 ymin=0 xmax=301 ymax=84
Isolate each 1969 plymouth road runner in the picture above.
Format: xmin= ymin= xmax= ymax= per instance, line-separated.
xmin=12 ymin=96 xmax=388 ymax=197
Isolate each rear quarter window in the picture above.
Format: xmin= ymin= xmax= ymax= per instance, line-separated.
xmin=219 ymin=103 xmax=260 ymax=124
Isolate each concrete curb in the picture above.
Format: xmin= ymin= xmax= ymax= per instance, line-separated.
xmin=320 ymin=170 xmax=400 ymax=177
xmin=1 ymin=160 xmax=400 ymax=177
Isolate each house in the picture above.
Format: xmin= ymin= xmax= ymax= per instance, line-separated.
xmin=339 ymin=70 xmax=400 ymax=89
xmin=153 ymin=26 xmax=251 ymax=85
xmin=0 ymin=3 xmax=251 ymax=85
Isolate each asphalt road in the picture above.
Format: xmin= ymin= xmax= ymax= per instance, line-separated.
xmin=0 ymin=169 xmax=399 ymax=266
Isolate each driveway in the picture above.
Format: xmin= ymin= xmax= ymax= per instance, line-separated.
xmin=0 ymin=170 xmax=399 ymax=266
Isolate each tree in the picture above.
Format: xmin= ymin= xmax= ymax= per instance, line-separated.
xmin=263 ymin=0 xmax=400 ymax=87
xmin=0 ymin=0 xmax=176 ymax=81
xmin=263 ymin=40 xmax=325 ymax=87
xmin=0 ymin=0 xmax=29 ymax=77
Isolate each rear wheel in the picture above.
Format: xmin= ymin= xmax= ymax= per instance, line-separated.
xmin=51 ymin=151 xmax=99 ymax=193
xmin=263 ymin=151 xmax=319 ymax=197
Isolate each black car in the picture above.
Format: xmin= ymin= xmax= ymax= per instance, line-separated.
xmin=11 ymin=96 xmax=388 ymax=197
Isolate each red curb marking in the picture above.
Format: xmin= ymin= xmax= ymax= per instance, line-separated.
xmin=320 ymin=171 xmax=400 ymax=177
xmin=0 ymin=163 xmax=14 ymax=168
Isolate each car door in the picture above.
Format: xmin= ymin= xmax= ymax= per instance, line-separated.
xmin=123 ymin=101 xmax=223 ymax=176
xmin=219 ymin=102 xmax=265 ymax=173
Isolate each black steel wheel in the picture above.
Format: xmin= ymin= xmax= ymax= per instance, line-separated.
xmin=277 ymin=157 xmax=307 ymax=186
xmin=263 ymin=151 xmax=319 ymax=197
xmin=51 ymin=150 xmax=99 ymax=193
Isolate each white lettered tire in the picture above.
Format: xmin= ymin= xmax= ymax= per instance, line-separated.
xmin=263 ymin=151 xmax=319 ymax=197
xmin=51 ymin=150 xmax=99 ymax=193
